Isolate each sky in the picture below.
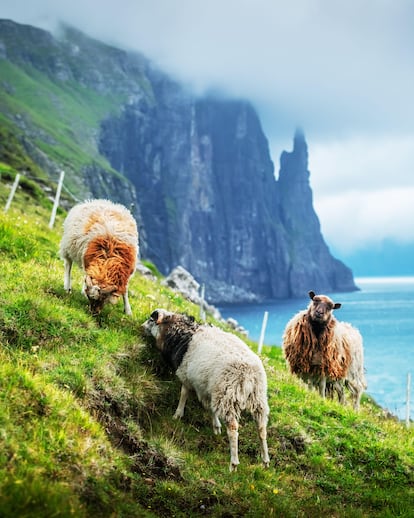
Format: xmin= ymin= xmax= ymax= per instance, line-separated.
xmin=1 ymin=0 xmax=414 ymax=260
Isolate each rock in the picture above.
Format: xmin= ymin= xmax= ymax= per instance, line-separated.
xmin=162 ymin=266 xmax=201 ymax=303
xmin=162 ymin=266 xmax=223 ymax=321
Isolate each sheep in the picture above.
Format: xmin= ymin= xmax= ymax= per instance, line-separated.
xmin=59 ymin=199 xmax=138 ymax=316
xmin=142 ymin=309 xmax=270 ymax=472
xmin=282 ymin=291 xmax=366 ymax=410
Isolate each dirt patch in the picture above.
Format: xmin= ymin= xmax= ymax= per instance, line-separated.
xmin=88 ymin=386 xmax=182 ymax=481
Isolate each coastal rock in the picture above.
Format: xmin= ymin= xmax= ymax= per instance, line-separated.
xmin=162 ymin=266 xmax=201 ymax=304
xmin=162 ymin=266 xmax=222 ymax=321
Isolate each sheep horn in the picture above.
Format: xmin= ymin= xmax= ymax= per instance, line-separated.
xmin=101 ymin=285 xmax=117 ymax=295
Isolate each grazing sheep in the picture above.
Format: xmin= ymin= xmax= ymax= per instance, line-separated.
xmin=142 ymin=309 xmax=270 ymax=472
xmin=59 ymin=199 xmax=138 ymax=316
xmin=282 ymin=291 xmax=366 ymax=410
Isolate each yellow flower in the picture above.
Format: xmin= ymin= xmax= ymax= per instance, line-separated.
xmin=273 ymin=488 xmax=279 ymax=495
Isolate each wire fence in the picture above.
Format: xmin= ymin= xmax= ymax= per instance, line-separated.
xmin=2 ymin=169 xmax=81 ymax=226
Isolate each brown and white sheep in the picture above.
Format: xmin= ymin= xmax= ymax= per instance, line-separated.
xmin=282 ymin=291 xmax=366 ymax=410
xmin=142 ymin=309 xmax=270 ymax=472
xmin=59 ymin=199 xmax=138 ymax=316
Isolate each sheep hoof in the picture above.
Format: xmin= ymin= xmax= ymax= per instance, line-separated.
xmin=173 ymin=412 xmax=183 ymax=420
xmin=229 ymin=462 xmax=239 ymax=472
xmin=213 ymin=426 xmax=222 ymax=435
xmin=263 ymin=461 xmax=270 ymax=469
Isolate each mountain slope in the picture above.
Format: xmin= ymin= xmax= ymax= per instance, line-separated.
xmin=0 ymin=19 xmax=356 ymax=302
xmin=0 ymin=166 xmax=413 ymax=517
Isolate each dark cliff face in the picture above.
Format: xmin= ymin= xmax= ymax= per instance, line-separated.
xmin=277 ymin=130 xmax=356 ymax=296
xmin=1 ymin=19 xmax=357 ymax=303
xmin=99 ymin=88 xmax=357 ymax=302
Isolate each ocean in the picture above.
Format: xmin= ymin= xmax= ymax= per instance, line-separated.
xmin=219 ymin=277 xmax=414 ymax=421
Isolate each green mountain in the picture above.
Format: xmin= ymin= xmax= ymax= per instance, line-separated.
xmin=0 ymin=19 xmax=357 ymax=303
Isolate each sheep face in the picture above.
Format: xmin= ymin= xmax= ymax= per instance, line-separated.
xmin=141 ymin=309 xmax=196 ymax=353
xmin=308 ymin=290 xmax=341 ymax=325
xmin=84 ymin=275 xmax=118 ymax=316
xmin=141 ymin=309 xmax=173 ymax=344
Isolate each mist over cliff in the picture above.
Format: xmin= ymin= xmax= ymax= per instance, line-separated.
xmin=0 ymin=19 xmax=357 ymax=302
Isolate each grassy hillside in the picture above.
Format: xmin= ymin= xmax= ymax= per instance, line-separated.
xmin=0 ymin=55 xmax=130 ymax=196
xmin=0 ymin=168 xmax=413 ymax=517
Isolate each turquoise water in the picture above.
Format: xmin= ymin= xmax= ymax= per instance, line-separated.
xmin=219 ymin=277 xmax=414 ymax=420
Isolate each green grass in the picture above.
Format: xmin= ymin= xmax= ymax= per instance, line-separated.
xmin=0 ymin=59 xmax=129 ymax=196
xmin=0 ymin=174 xmax=413 ymax=517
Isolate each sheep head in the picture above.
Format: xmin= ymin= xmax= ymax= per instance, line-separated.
xmin=84 ymin=275 xmax=118 ymax=316
xmin=308 ymin=291 xmax=341 ymax=325
xmin=141 ymin=309 xmax=196 ymax=351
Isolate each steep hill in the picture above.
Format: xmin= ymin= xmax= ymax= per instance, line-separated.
xmin=0 ymin=165 xmax=413 ymax=517
xmin=0 ymin=19 xmax=356 ymax=303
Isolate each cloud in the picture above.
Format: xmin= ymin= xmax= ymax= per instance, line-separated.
xmin=314 ymin=187 xmax=414 ymax=253
xmin=2 ymin=0 xmax=414 ymax=138
xmin=307 ymin=134 xmax=414 ymax=252
xmin=1 ymin=0 xmax=414 ymax=259
xmin=309 ymin=135 xmax=414 ymax=197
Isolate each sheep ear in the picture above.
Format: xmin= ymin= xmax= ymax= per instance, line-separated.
xmin=309 ymin=291 xmax=316 ymax=300
xmin=333 ymin=303 xmax=341 ymax=310
xmin=151 ymin=309 xmax=165 ymax=324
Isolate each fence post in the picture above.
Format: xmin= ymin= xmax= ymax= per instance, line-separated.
xmin=406 ymin=372 xmax=411 ymax=429
xmin=49 ymin=170 xmax=65 ymax=228
xmin=257 ymin=311 xmax=268 ymax=355
xmin=4 ymin=173 xmax=21 ymax=212
xmin=199 ymin=283 xmax=206 ymax=321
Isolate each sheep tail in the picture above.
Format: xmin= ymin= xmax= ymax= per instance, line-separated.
xmin=211 ymin=363 xmax=268 ymax=423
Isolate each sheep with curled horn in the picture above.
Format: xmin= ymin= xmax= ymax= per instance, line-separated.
xmin=282 ymin=291 xmax=366 ymax=410
xmin=142 ymin=309 xmax=270 ymax=472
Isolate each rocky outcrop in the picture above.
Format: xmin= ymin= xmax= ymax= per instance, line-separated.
xmin=162 ymin=266 xmax=222 ymax=321
xmin=277 ymin=129 xmax=356 ymax=296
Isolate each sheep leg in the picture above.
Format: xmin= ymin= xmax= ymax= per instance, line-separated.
xmin=353 ymin=391 xmax=362 ymax=411
xmin=347 ymin=381 xmax=362 ymax=411
xmin=212 ymin=412 xmax=222 ymax=435
xmin=173 ymin=384 xmax=189 ymax=419
xmin=226 ymin=418 xmax=239 ymax=472
xmin=334 ymin=381 xmax=345 ymax=405
xmin=63 ymin=258 xmax=73 ymax=292
xmin=122 ymin=290 xmax=132 ymax=316
xmin=255 ymin=412 xmax=270 ymax=468
xmin=319 ymin=377 xmax=327 ymax=398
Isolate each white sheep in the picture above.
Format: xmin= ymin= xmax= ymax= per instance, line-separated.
xmin=282 ymin=291 xmax=367 ymax=410
xmin=59 ymin=199 xmax=138 ymax=316
xmin=142 ymin=309 xmax=270 ymax=472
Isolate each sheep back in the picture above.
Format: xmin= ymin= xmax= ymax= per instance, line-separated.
xmin=338 ymin=323 xmax=367 ymax=390
xmin=59 ymin=199 xmax=138 ymax=294
xmin=177 ymin=326 xmax=269 ymax=422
